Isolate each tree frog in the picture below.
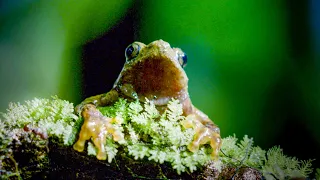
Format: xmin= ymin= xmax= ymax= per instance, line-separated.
xmin=73 ymin=40 xmax=221 ymax=160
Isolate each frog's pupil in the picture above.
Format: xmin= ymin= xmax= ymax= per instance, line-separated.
xmin=182 ymin=54 xmax=187 ymax=64
xmin=126 ymin=45 xmax=134 ymax=57
xmin=180 ymin=53 xmax=187 ymax=67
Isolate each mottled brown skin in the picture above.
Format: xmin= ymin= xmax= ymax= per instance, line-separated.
xmin=73 ymin=40 xmax=221 ymax=160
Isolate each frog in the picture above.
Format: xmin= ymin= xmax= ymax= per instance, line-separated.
xmin=73 ymin=39 xmax=221 ymax=161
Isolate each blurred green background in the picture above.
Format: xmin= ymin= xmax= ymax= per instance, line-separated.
xmin=1 ymin=0 xmax=319 ymax=168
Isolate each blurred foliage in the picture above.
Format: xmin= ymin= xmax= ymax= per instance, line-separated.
xmin=0 ymin=0 xmax=132 ymax=110
xmin=137 ymin=0 xmax=287 ymax=143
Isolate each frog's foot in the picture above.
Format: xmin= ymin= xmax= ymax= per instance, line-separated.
xmin=73 ymin=104 xmax=124 ymax=160
xmin=181 ymin=115 xmax=221 ymax=159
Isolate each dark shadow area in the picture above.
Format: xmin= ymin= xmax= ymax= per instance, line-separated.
xmin=264 ymin=75 xmax=320 ymax=167
xmin=268 ymin=0 xmax=320 ymax=168
xmin=81 ymin=3 xmax=141 ymax=99
xmin=286 ymin=0 xmax=312 ymax=65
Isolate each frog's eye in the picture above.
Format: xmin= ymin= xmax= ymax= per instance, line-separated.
xmin=178 ymin=53 xmax=187 ymax=68
xmin=125 ymin=43 xmax=140 ymax=61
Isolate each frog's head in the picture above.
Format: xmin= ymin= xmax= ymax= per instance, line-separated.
xmin=114 ymin=40 xmax=189 ymax=105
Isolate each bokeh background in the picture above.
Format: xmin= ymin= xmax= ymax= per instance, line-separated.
xmin=1 ymin=0 xmax=319 ymax=169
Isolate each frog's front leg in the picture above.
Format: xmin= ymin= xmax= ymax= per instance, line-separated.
xmin=73 ymin=89 xmax=123 ymax=160
xmin=75 ymin=89 xmax=119 ymax=115
xmin=181 ymin=100 xmax=221 ymax=159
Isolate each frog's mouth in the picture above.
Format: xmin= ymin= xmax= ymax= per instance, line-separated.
xmin=119 ymin=55 xmax=188 ymax=105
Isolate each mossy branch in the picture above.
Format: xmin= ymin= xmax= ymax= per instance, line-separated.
xmin=0 ymin=97 xmax=317 ymax=179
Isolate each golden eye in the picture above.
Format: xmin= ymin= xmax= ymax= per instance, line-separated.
xmin=125 ymin=42 xmax=140 ymax=61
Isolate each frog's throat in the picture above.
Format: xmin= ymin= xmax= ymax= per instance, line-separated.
xmin=116 ymin=55 xmax=188 ymax=97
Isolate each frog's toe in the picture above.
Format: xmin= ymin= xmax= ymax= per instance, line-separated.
xmin=96 ymin=151 xmax=107 ymax=161
xmin=73 ymin=141 xmax=85 ymax=152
